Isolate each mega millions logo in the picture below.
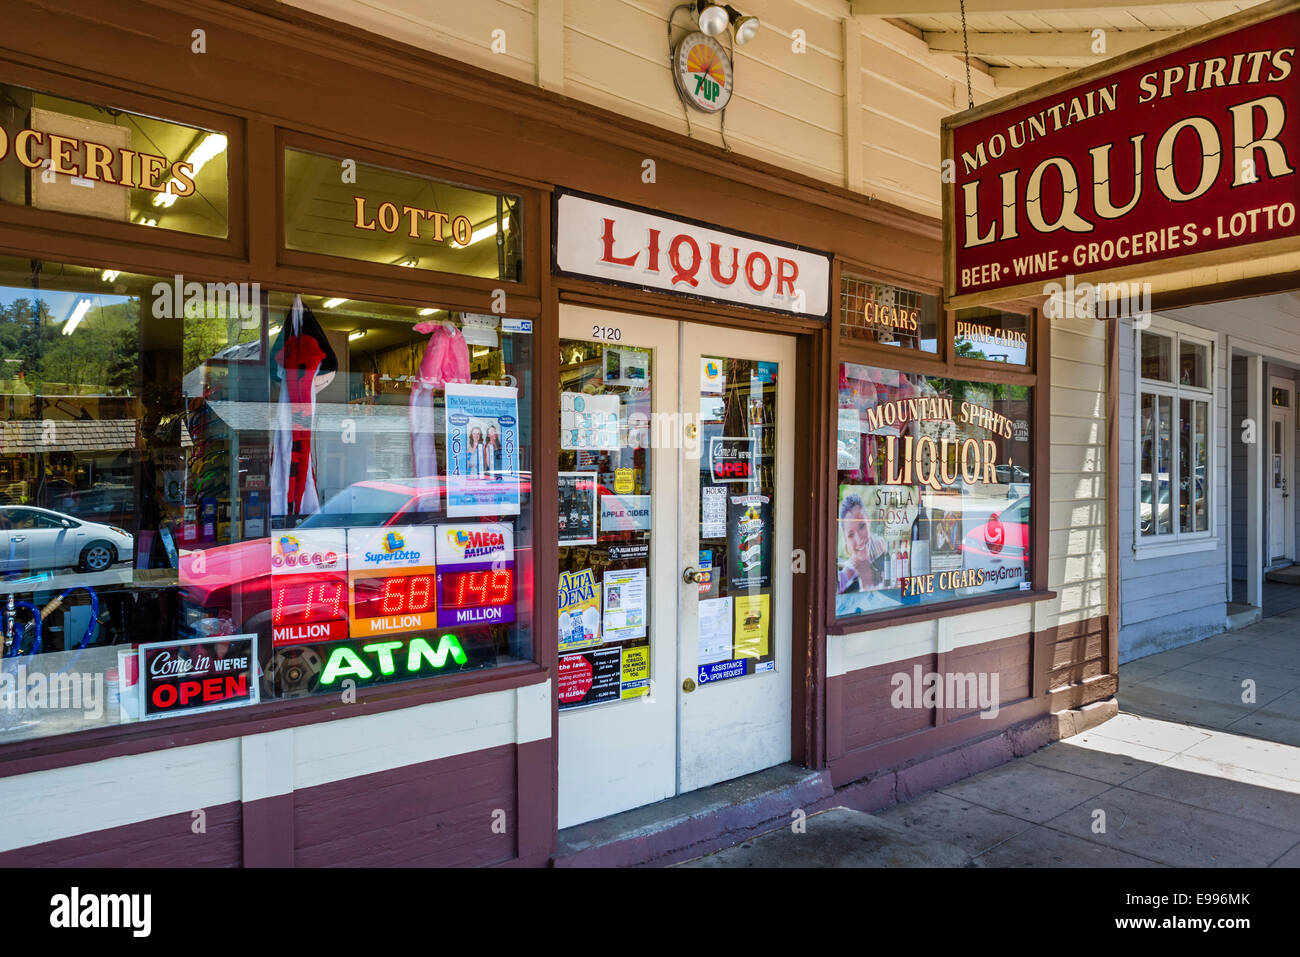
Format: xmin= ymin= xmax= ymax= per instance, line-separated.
xmin=446 ymin=526 xmax=506 ymax=561
xmin=271 ymin=534 xmax=339 ymax=569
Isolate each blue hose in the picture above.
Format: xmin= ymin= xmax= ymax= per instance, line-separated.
xmin=3 ymin=585 xmax=100 ymax=662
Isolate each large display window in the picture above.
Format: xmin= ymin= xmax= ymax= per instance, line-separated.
xmin=0 ymin=256 xmax=533 ymax=742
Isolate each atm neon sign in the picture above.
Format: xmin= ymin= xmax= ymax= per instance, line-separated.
xmin=319 ymin=634 xmax=468 ymax=685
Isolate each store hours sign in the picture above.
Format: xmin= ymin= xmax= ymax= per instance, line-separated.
xmin=555 ymin=191 xmax=830 ymax=318
xmin=943 ymin=1 xmax=1300 ymax=308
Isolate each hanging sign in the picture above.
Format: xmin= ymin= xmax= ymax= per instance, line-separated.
xmin=943 ymin=1 xmax=1300 ymax=309
xmin=555 ymin=191 xmax=830 ymax=318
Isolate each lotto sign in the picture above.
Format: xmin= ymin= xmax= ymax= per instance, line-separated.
xmin=346 ymin=526 xmax=439 ymax=638
xmin=435 ymin=523 xmax=516 ymax=627
xmin=270 ymin=529 xmax=348 ymax=646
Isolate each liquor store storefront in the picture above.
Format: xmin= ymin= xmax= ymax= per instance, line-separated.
xmin=0 ymin=0 xmax=1104 ymax=867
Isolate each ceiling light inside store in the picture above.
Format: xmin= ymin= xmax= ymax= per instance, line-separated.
xmin=267 ymin=324 xmax=281 ymax=337
xmin=696 ymin=1 xmax=728 ymax=35
xmin=101 ymin=269 xmax=120 ymax=282
xmin=322 ymin=298 xmax=347 ymax=309
xmin=153 ymin=133 xmax=228 ymax=208
xmin=417 ymin=308 xmax=439 ymax=316
xmin=348 ymin=330 xmax=365 ymax=341
xmin=729 ymin=9 xmax=759 ymax=44
xmin=62 ymin=298 xmax=93 ymax=336
xmin=450 ymin=213 xmax=510 ymax=249
xmin=135 ymin=216 xmax=158 ymax=227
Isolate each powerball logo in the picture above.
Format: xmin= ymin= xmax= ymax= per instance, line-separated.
xmin=271 ymin=535 xmax=339 ymax=569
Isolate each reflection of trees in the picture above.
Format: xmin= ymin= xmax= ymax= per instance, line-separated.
xmin=0 ymin=297 xmax=138 ymax=395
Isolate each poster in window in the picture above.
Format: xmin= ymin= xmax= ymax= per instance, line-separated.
xmin=727 ymin=494 xmax=771 ymax=589
xmin=558 ymin=645 xmax=621 ymax=710
xmin=561 ymin=392 xmax=620 ymax=451
xmin=558 ymin=567 xmax=601 ymax=652
xmin=138 ymin=634 xmax=259 ymax=720
xmin=444 ymin=383 xmax=520 ymax=517
xmin=559 ymin=472 xmax=598 ymax=545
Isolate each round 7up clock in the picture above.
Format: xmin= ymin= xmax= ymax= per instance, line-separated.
xmin=673 ymin=31 xmax=733 ymax=114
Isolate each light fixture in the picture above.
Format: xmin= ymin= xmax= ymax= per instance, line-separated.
xmin=728 ymin=7 xmax=759 ymax=44
xmin=322 ymin=298 xmax=347 ymax=309
xmin=62 ymin=298 xmax=93 ymax=336
xmin=348 ymin=330 xmax=366 ymax=341
xmin=417 ymin=307 xmax=438 ymax=316
xmin=695 ymin=1 xmax=728 ymax=35
xmin=135 ymin=215 xmax=158 ymax=227
xmin=267 ymin=324 xmax=281 ymax=337
xmin=394 ymin=257 xmax=419 ymax=268
xmin=154 ymin=133 xmax=228 ymax=208
xmin=101 ymin=269 xmax=120 ymax=282
xmin=450 ymin=213 xmax=510 ymax=249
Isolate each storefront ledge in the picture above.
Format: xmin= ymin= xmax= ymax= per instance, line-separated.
xmin=0 ymin=661 xmax=548 ymax=779
xmin=553 ymin=764 xmax=833 ymax=868
xmin=828 ymin=589 xmax=1057 ymax=635
xmin=1051 ymin=697 xmax=1119 ymax=739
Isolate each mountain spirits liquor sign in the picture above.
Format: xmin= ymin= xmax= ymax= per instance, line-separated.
xmin=942 ymin=0 xmax=1300 ymax=308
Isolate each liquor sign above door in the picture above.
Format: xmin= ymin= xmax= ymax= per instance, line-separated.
xmin=554 ymin=191 xmax=831 ymax=319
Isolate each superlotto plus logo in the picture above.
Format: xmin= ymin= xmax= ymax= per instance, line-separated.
xmin=365 ymin=530 xmax=422 ymax=564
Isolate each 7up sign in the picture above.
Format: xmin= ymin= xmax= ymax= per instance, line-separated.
xmin=675 ymin=33 xmax=733 ymax=114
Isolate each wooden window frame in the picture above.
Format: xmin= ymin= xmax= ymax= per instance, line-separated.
xmin=828 ymin=258 xmax=1052 ymax=635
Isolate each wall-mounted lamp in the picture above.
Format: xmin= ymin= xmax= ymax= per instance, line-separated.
xmin=691 ymin=1 xmax=758 ymax=43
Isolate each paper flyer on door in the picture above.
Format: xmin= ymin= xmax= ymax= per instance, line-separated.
xmin=733 ymin=593 xmax=770 ymax=659
xmin=602 ymin=567 xmax=647 ymax=641
xmin=444 ymin=382 xmax=520 ymax=517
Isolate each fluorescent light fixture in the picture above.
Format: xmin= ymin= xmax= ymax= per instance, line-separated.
xmin=348 ymin=330 xmax=366 ymax=341
xmin=267 ymin=324 xmax=281 ymax=337
xmin=62 ymin=298 xmax=93 ymax=336
xmin=417 ymin=308 xmax=438 ymax=316
xmin=395 ymin=257 xmax=419 ymax=268
xmin=135 ymin=216 xmax=158 ymax=227
xmin=322 ymin=298 xmax=347 ymax=309
xmin=451 ymin=212 xmax=510 ymax=249
xmin=101 ymin=269 xmax=120 ymax=282
xmin=154 ymin=132 xmax=228 ymax=208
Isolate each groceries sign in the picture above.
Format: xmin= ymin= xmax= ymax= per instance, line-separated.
xmin=943 ymin=1 xmax=1300 ymax=307
xmin=555 ymin=191 xmax=830 ymax=318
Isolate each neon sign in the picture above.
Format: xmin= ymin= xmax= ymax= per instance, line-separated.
xmin=271 ymin=575 xmax=349 ymax=645
xmin=319 ymin=634 xmax=469 ymax=685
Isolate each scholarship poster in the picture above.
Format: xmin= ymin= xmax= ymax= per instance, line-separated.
xmin=444 ymin=383 xmax=520 ymax=517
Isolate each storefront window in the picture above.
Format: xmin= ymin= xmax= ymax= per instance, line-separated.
xmin=0 ymin=82 xmax=229 ymax=237
xmin=953 ymin=307 xmax=1029 ymax=365
xmin=283 ymin=148 xmax=523 ymax=282
xmin=1138 ymin=328 xmax=1211 ymax=540
xmin=840 ymin=275 xmax=939 ymax=353
xmin=836 ymin=362 xmax=1032 ymax=618
xmin=0 ymin=257 xmax=533 ymax=742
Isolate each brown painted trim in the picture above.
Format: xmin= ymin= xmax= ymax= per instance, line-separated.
xmin=828 ymin=589 xmax=1057 ymax=635
xmin=1048 ymin=673 xmax=1119 ymax=712
xmin=242 ymin=791 xmax=294 ymax=867
xmin=1032 ymin=307 xmax=1050 ymax=596
xmin=514 ymin=737 xmax=554 ymax=863
xmin=556 ymin=282 xmax=826 ymax=336
xmin=827 ymin=693 xmax=1045 ymax=789
xmin=0 ymin=662 xmax=548 ymax=779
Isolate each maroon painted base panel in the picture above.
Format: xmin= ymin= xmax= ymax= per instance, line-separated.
xmin=0 ymin=741 xmax=545 ymax=867
xmin=0 ymin=802 xmax=243 ymax=868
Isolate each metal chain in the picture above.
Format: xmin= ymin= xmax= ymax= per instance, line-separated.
xmin=960 ymin=0 xmax=974 ymax=110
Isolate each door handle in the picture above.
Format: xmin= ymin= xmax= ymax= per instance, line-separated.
xmin=681 ymin=566 xmax=707 ymax=584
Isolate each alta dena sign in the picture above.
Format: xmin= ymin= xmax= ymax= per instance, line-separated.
xmin=943 ymin=0 xmax=1300 ymax=308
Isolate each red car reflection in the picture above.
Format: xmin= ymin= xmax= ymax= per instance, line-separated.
xmin=180 ymin=476 xmax=528 ymax=634
xmin=960 ymin=495 xmax=1030 ymax=562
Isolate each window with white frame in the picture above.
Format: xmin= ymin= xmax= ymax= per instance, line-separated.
xmin=1137 ymin=324 xmax=1213 ymax=542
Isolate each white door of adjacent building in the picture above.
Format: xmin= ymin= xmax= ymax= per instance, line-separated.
xmin=1268 ymin=378 xmax=1294 ymax=565
xmin=557 ymin=304 xmax=795 ymax=829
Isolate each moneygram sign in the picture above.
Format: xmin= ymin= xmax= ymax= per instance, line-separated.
xmin=943 ymin=1 xmax=1300 ymax=308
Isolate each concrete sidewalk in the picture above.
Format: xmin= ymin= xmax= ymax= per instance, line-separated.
xmin=876 ymin=608 xmax=1300 ymax=866
xmin=683 ymin=607 xmax=1300 ymax=867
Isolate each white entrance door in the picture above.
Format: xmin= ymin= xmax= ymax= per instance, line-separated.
xmin=556 ymin=304 xmax=795 ymax=828
xmin=1268 ymin=378 xmax=1294 ymax=564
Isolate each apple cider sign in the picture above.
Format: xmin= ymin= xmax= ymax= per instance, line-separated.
xmin=944 ymin=2 xmax=1300 ymax=306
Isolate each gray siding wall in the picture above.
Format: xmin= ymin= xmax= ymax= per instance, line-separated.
xmin=1118 ymin=314 xmax=1228 ymax=662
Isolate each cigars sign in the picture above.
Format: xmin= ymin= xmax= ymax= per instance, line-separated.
xmin=555 ymin=191 xmax=830 ymax=318
xmin=943 ymin=1 xmax=1300 ymax=307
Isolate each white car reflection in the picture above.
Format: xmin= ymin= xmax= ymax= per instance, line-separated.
xmin=0 ymin=506 xmax=133 ymax=574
